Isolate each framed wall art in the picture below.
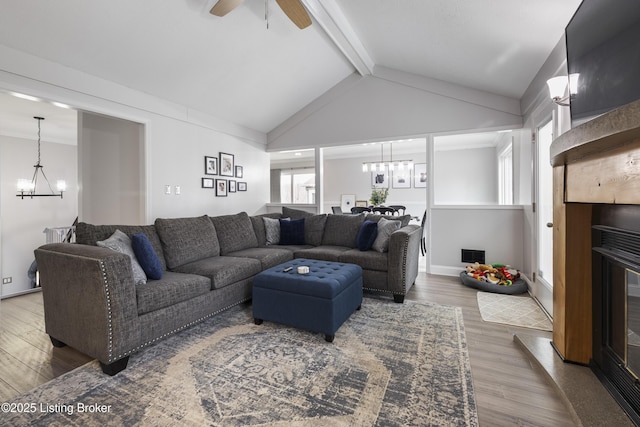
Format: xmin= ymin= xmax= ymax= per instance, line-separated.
xmin=414 ymin=163 xmax=427 ymax=188
xmin=220 ymin=152 xmax=234 ymax=177
xmin=392 ymin=170 xmax=411 ymax=189
xmin=371 ymin=166 xmax=389 ymax=189
xmin=340 ymin=194 xmax=356 ymax=213
xmin=205 ymin=156 xmax=217 ymax=175
xmin=235 ymin=165 xmax=243 ymax=178
xmin=237 ymin=182 xmax=247 ymax=191
xmin=201 ymin=177 xmax=214 ymax=189
xmin=215 ymin=179 xmax=227 ymax=196
xmin=228 ymin=180 xmax=236 ymax=192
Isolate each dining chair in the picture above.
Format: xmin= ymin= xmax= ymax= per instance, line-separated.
xmin=387 ymin=205 xmax=406 ymax=215
xmin=372 ymin=207 xmax=395 ymax=215
xmin=351 ymin=207 xmax=372 ymax=214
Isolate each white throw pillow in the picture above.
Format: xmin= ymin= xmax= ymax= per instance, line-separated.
xmin=97 ymin=229 xmax=147 ymax=285
xmin=263 ymin=217 xmax=281 ymax=245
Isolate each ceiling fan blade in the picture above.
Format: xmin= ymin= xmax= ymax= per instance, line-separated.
xmin=210 ymin=0 xmax=244 ymax=17
xmin=275 ymin=0 xmax=312 ymax=29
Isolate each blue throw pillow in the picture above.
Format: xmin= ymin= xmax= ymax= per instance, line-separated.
xmin=279 ymin=218 xmax=305 ymax=245
xmin=131 ymin=233 xmax=163 ymax=280
xmin=355 ymin=220 xmax=378 ymax=251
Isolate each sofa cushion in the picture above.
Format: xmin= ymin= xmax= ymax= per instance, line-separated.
xmin=76 ymin=222 xmax=167 ymax=271
xmin=97 ymin=229 xmax=147 ymax=285
xmin=282 ymin=206 xmax=314 ymax=219
xmin=155 ymin=216 xmax=220 ymax=269
xmin=280 ymin=218 xmax=305 ymax=245
xmin=321 ymin=214 xmax=365 ymax=248
xmin=210 ymin=212 xmax=259 ymax=255
xmin=250 ymin=213 xmax=282 ymax=246
xmin=304 ymin=214 xmax=327 ymax=246
xmin=293 ymin=245 xmax=351 ymax=262
xmin=172 ymin=256 xmax=262 ymax=290
xmin=355 ymin=220 xmax=378 ymax=251
xmin=136 ymin=271 xmax=211 ymax=315
xmin=226 ymin=247 xmax=293 ymax=270
xmin=131 ymin=233 xmax=163 ymax=280
xmin=372 ymin=217 xmax=401 ymax=253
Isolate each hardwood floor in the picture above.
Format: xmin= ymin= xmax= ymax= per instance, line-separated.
xmin=0 ymin=274 xmax=575 ymax=426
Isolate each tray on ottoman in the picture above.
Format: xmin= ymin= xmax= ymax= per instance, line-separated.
xmin=252 ymin=258 xmax=363 ymax=342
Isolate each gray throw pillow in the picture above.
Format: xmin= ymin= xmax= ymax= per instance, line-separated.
xmin=97 ymin=229 xmax=147 ymax=285
xmin=263 ymin=217 xmax=281 ymax=245
xmin=372 ymin=217 xmax=401 ymax=253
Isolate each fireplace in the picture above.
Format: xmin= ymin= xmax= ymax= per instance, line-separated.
xmin=592 ymin=205 xmax=640 ymax=424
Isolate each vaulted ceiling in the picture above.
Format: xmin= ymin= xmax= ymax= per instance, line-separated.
xmin=0 ymin=0 xmax=581 ymax=136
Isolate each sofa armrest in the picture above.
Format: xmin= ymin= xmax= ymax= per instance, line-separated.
xmin=387 ymin=224 xmax=422 ymax=297
xmin=34 ymin=243 xmax=141 ymax=364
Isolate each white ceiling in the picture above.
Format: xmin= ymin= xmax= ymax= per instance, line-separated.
xmin=0 ymin=0 xmax=581 ymax=135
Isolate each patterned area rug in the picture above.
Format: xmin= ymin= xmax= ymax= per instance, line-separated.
xmin=5 ymin=298 xmax=478 ymax=426
xmin=477 ymin=292 xmax=553 ymax=331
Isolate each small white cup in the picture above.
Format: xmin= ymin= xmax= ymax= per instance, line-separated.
xmin=297 ymin=266 xmax=309 ymax=274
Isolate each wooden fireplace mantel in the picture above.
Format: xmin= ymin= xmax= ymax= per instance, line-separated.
xmin=551 ymin=99 xmax=640 ymax=364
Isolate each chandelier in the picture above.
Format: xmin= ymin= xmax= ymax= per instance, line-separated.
xmin=362 ymin=142 xmax=413 ymax=173
xmin=16 ymin=116 xmax=66 ymax=199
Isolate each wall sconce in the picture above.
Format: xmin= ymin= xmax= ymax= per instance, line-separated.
xmin=547 ymin=74 xmax=579 ymax=107
xmin=16 ymin=116 xmax=66 ymax=199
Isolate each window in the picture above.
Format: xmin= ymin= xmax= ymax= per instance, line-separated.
xmin=280 ymin=169 xmax=315 ymax=204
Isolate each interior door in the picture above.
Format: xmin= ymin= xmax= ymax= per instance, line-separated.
xmin=534 ymin=118 xmax=554 ymax=315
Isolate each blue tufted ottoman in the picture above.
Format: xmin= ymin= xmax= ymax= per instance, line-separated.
xmin=252 ymin=259 xmax=363 ymax=342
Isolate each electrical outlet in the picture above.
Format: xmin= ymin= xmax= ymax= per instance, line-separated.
xmin=2 ymin=277 xmax=12 ymax=284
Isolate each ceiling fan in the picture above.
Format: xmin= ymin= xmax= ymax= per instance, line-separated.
xmin=210 ymin=0 xmax=312 ymax=29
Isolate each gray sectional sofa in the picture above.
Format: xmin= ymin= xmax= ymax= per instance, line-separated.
xmin=34 ymin=207 xmax=422 ymax=375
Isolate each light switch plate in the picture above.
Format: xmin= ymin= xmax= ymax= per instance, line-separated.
xmin=175 ymin=185 xmax=181 ymax=195
xmin=164 ymin=185 xmax=171 ymax=195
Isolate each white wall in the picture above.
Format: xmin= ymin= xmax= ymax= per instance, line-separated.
xmin=268 ymin=67 xmax=523 ymax=150
xmin=433 ymin=147 xmax=498 ymax=205
xmin=429 ymin=206 xmax=524 ymax=276
xmin=0 ymin=135 xmax=77 ymax=296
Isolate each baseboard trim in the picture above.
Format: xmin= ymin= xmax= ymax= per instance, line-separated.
xmin=430 ymin=265 xmax=463 ymax=277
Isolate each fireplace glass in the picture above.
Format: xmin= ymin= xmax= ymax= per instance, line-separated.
xmin=627 ymin=270 xmax=640 ymax=377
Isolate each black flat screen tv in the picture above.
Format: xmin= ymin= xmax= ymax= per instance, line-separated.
xmin=566 ymin=0 xmax=640 ymax=126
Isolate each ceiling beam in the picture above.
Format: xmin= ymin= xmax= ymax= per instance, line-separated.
xmin=301 ymin=0 xmax=374 ymax=76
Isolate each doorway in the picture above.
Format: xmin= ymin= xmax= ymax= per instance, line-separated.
xmin=534 ymin=118 xmax=554 ymax=314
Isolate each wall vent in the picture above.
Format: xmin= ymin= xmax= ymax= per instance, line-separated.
xmin=461 ymin=249 xmax=485 ymax=264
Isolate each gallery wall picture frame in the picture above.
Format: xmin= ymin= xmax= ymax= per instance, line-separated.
xmin=414 ymin=163 xmax=427 ymax=188
xmin=235 ymin=165 xmax=243 ymax=178
xmin=371 ymin=167 xmax=389 ymax=189
xmin=228 ymin=180 xmax=236 ymax=192
xmin=219 ymin=152 xmax=234 ymax=177
xmin=340 ymin=194 xmax=356 ymax=213
xmin=238 ymin=182 xmax=247 ymax=191
xmin=392 ymin=170 xmax=411 ymax=189
xmin=205 ymin=156 xmax=218 ymax=175
xmin=215 ymin=179 xmax=227 ymax=196
xmin=201 ymin=177 xmax=214 ymax=189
